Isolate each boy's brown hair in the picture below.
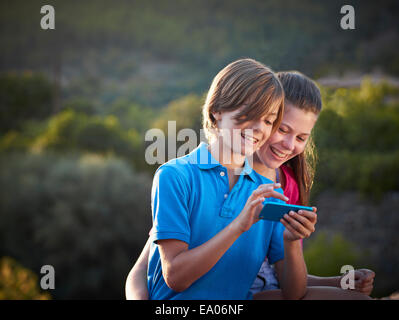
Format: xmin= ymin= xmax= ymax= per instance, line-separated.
xmin=202 ymin=58 xmax=285 ymax=142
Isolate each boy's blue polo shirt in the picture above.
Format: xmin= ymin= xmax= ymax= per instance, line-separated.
xmin=147 ymin=142 xmax=285 ymax=300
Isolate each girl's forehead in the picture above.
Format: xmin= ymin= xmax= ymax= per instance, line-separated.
xmin=282 ymin=104 xmax=318 ymax=132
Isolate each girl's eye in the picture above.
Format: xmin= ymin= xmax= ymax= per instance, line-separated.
xmin=264 ymin=119 xmax=273 ymax=125
xmin=297 ymin=136 xmax=306 ymax=142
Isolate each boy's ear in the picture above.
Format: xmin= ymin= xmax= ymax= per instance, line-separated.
xmin=212 ymin=111 xmax=222 ymax=121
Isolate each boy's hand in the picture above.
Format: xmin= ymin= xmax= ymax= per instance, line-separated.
xmin=234 ymin=183 xmax=288 ymax=233
xmin=280 ymin=207 xmax=317 ymax=242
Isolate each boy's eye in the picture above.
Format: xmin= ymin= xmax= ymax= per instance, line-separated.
xmin=235 ymin=116 xmax=247 ymax=123
xmin=297 ymin=136 xmax=306 ymax=142
xmin=279 ymin=127 xmax=287 ymax=133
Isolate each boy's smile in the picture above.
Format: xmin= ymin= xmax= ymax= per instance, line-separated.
xmin=212 ymin=105 xmax=279 ymax=162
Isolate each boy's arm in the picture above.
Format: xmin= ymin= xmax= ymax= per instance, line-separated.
xmin=158 ymin=221 xmax=244 ymax=292
xmin=125 ymin=237 xmax=151 ymax=300
xmin=158 ymin=184 xmax=288 ymax=292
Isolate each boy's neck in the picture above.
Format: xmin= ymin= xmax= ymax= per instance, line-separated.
xmin=208 ymin=139 xmax=246 ymax=170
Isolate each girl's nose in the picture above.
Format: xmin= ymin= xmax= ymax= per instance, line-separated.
xmin=282 ymin=135 xmax=295 ymax=151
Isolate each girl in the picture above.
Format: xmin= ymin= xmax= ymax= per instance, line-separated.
xmin=144 ymin=59 xmax=317 ymax=300
xmin=250 ymin=71 xmax=375 ymax=299
xmin=126 ymin=70 xmax=374 ymax=300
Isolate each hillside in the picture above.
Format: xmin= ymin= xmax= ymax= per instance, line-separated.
xmin=0 ymin=0 xmax=398 ymax=107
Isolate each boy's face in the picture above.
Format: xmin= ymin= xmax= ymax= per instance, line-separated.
xmin=257 ymin=103 xmax=318 ymax=169
xmin=213 ymin=105 xmax=279 ymax=158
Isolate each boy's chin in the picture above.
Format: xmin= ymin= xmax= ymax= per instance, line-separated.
xmin=240 ymin=147 xmax=257 ymax=158
xmin=230 ymin=146 xmax=254 ymax=157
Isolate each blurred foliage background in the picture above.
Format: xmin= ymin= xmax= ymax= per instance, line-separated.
xmin=0 ymin=0 xmax=398 ymax=299
xmin=0 ymin=256 xmax=51 ymax=299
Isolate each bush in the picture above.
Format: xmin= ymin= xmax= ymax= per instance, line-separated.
xmin=107 ymin=99 xmax=155 ymax=134
xmin=152 ymin=93 xmax=204 ymax=135
xmin=27 ymin=110 xmax=147 ymax=170
xmin=303 ymin=232 xmax=361 ymax=277
xmin=311 ymin=80 xmax=399 ymax=199
xmin=314 ymin=80 xmax=399 ymax=153
xmin=0 ymin=256 xmax=51 ymax=300
xmin=0 ymin=153 xmax=152 ymax=299
xmin=0 ymin=72 xmax=54 ymax=134
xmin=313 ymin=150 xmax=399 ymax=200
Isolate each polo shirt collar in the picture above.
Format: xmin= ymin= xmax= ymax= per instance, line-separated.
xmin=188 ymin=142 xmax=221 ymax=169
xmin=188 ymin=142 xmax=256 ymax=182
xmin=242 ymin=157 xmax=257 ymax=182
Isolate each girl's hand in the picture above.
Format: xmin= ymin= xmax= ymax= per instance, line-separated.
xmin=353 ymin=269 xmax=375 ymax=296
xmin=234 ymin=183 xmax=289 ymax=233
xmin=280 ymin=207 xmax=317 ymax=242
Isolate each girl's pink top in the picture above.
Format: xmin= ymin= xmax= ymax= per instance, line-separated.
xmin=280 ymin=164 xmax=303 ymax=247
xmin=280 ymin=165 xmax=300 ymax=206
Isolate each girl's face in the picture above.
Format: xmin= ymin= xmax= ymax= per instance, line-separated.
xmin=213 ymin=105 xmax=279 ymax=158
xmin=257 ymin=103 xmax=318 ymax=169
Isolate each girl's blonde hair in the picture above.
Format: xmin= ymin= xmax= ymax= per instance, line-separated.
xmin=202 ymin=58 xmax=285 ymax=143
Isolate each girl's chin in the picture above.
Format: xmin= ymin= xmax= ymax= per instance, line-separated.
xmin=262 ymin=153 xmax=284 ymax=169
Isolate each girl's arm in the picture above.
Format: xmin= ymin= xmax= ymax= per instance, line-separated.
xmin=307 ymin=274 xmax=340 ymax=287
xmin=158 ymin=184 xmax=288 ymax=292
xmin=274 ymin=209 xmax=317 ymax=300
xmin=307 ymin=269 xmax=375 ymax=296
xmin=125 ymin=237 xmax=151 ymax=300
xmin=274 ymin=240 xmax=308 ymax=300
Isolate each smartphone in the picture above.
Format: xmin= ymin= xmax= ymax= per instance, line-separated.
xmin=258 ymin=202 xmax=314 ymax=222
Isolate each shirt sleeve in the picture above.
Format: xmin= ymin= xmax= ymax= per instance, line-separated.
xmin=266 ymin=222 xmax=285 ymax=264
xmin=151 ymin=164 xmax=191 ymax=244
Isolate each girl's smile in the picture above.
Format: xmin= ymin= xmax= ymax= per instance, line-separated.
xmin=269 ymin=145 xmax=291 ymax=160
xmin=258 ymin=103 xmax=319 ymax=169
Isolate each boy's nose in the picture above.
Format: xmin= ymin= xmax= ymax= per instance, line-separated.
xmin=252 ymin=119 xmax=267 ymax=132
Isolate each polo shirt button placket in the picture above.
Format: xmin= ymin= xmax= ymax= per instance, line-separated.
xmin=219 ymin=170 xmax=231 ymax=217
